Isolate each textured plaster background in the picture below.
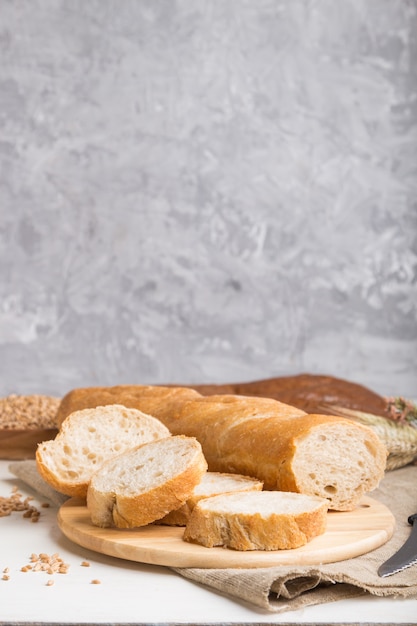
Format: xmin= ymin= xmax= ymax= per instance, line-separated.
xmin=0 ymin=0 xmax=416 ymax=398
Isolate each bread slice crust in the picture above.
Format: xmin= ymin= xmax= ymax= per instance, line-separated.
xmin=183 ymin=491 xmax=329 ymax=550
xmin=87 ymin=435 xmax=208 ymax=528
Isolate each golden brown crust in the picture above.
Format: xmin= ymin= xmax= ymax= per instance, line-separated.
xmin=56 ymin=385 xmax=202 ymax=426
xmin=160 ymin=395 xmax=305 ymax=486
xmin=156 ymin=502 xmax=193 ymax=526
xmin=35 ymin=448 xmax=89 ymax=499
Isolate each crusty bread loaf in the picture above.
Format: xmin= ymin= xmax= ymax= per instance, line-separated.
xmin=53 ymin=385 xmax=387 ymax=510
xmin=56 ymin=385 xmax=202 ymax=427
xmin=36 ymin=405 xmax=170 ymax=498
xmin=183 ymin=491 xmax=329 ymax=550
xmin=87 ymin=435 xmax=208 ymax=528
xmin=157 ymin=471 xmax=263 ymax=526
xmin=159 ymin=394 xmax=387 ymax=511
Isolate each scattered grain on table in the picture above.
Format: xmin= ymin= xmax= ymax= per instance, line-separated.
xmin=0 ymin=486 xmax=41 ymax=520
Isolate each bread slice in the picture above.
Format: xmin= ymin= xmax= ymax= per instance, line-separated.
xmin=157 ymin=472 xmax=263 ymax=526
xmin=87 ymin=435 xmax=208 ymax=528
xmin=36 ymin=405 xmax=170 ymax=498
xmin=183 ymin=491 xmax=329 ymax=550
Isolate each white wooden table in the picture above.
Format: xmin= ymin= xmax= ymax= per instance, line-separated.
xmin=1 ymin=460 xmax=416 ymax=625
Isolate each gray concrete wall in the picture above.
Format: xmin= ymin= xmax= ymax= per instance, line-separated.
xmin=1 ymin=0 xmax=416 ymax=398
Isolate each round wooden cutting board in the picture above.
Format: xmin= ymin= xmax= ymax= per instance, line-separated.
xmin=57 ymin=496 xmax=395 ymax=569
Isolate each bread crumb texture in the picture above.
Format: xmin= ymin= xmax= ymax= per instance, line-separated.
xmin=157 ymin=471 xmax=263 ymax=526
xmin=293 ymin=419 xmax=387 ymax=510
xmin=87 ymin=435 xmax=208 ymax=528
xmin=36 ymin=404 xmax=171 ymax=498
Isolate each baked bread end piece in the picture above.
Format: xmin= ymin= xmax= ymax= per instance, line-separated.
xmin=183 ymin=491 xmax=329 ymax=550
xmin=290 ymin=416 xmax=387 ymax=511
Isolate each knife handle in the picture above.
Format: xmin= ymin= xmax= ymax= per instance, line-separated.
xmin=407 ymin=513 xmax=417 ymax=525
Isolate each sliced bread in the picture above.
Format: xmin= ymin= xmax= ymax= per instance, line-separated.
xmin=52 ymin=385 xmax=387 ymax=511
xmin=36 ymin=404 xmax=170 ymax=498
xmin=87 ymin=435 xmax=208 ymax=528
xmin=183 ymin=491 xmax=329 ymax=550
xmin=157 ymin=471 xmax=263 ymax=526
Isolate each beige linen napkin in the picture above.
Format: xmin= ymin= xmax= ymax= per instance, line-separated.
xmin=8 ymin=460 xmax=69 ymax=506
xmin=174 ymin=466 xmax=417 ymax=612
xmin=8 ymin=461 xmax=417 ymax=614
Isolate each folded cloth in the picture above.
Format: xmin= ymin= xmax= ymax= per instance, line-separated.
xmin=8 ymin=460 xmax=69 ymax=506
xmin=8 ymin=461 xmax=417 ymax=613
xmin=174 ymin=466 xmax=417 ymax=612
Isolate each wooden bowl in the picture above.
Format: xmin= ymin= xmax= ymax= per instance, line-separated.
xmin=0 ymin=428 xmax=58 ymax=459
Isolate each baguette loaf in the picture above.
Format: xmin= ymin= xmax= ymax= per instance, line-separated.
xmin=157 ymin=471 xmax=263 ymax=526
xmin=162 ymin=394 xmax=387 ymax=510
xmin=36 ymin=404 xmax=170 ymax=498
xmin=54 ymin=385 xmax=387 ymax=510
xmin=87 ymin=435 xmax=208 ymax=528
xmin=183 ymin=491 xmax=329 ymax=550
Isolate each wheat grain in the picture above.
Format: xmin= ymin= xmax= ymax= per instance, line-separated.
xmin=0 ymin=394 xmax=61 ymax=429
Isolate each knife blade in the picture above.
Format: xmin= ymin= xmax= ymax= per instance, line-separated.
xmin=378 ymin=513 xmax=417 ymax=577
